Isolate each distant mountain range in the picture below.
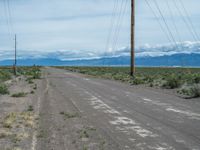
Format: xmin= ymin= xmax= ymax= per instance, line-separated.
xmin=0 ymin=53 xmax=200 ymax=67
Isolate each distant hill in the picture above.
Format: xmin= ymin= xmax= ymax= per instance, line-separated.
xmin=0 ymin=53 xmax=200 ymax=67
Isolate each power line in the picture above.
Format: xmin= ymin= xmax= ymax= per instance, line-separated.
xmin=105 ymin=0 xmax=119 ymax=53
xmin=146 ymin=0 xmax=179 ymax=67
xmin=112 ymin=0 xmax=128 ymax=52
xmin=109 ymin=0 xmax=123 ymax=52
xmin=3 ymin=0 xmax=14 ymax=43
xmin=178 ymin=0 xmax=200 ymax=41
xmin=144 ymin=0 xmax=173 ymax=44
xmin=3 ymin=0 xmax=16 ymax=71
xmin=172 ymin=0 xmax=198 ymax=42
xmin=3 ymin=0 xmax=11 ymax=37
xmin=152 ymin=0 xmax=178 ymax=49
xmin=166 ymin=0 xmax=182 ymax=43
xmin=103 ymin=0 xmax=119 ymax=66
xmin=165 ymin=0 xmax=187 ymax=67
xmin=6 ymin=0 xmax=14 ymax=33
xmin=175 ymin=0 xmax=197 ymax=69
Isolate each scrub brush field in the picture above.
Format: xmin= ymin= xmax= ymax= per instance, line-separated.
xmin=58 ymin=67 xmax=200 ymax=98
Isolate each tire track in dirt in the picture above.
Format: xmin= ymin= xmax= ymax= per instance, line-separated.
xmin=31 ymin=72 xmax=49 ymax=150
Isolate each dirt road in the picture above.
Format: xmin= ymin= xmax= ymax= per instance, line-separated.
xmin=27 ymin=67 xmax=199 ymax=150
xmin=2 ymin=67 xmax=199 ymax=150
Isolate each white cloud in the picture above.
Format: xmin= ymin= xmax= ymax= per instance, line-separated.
xmin=0 ymin=0 xmax=130 ymax=52
xmin=0 ymin=41 xmax=200 ymax=61
xmin=136 ymin=41 xmax=200 ymax=57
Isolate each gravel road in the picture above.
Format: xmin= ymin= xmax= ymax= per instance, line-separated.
xmin=35 ymin=67 xmax=200 ymax=150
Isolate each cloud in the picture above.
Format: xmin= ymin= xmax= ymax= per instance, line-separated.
xmin=44 ymin=13 xmax=112 ymax=22
xmin=0 ymin=49 xmax=99 ymax=61
xmin=136 ymin=41 xmax=200 ymax=57
xmin=0 ymin=0 xmax=130 ymax=52
xmin=0 ymin=41 xmax=200 ymax=61
xmin=1 ymin=0 xmax=200 ymax=54
xmin=100 ymin=41 xmax=200 ymax=58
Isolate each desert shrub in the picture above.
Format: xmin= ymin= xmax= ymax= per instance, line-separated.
xmin=32 ymin=71 xmax=41 ymax=79
xmin=102 ymin=73 xmax=113 ymax=79
xmin=190 ymin=85 xmax=200 ymax=98
xmin=149 ymin=82 xmax=154 ymax=87
xmin=0 ymin=70 xmax=11 ymax=81
xmin=131 ymin=76 xmax=145 ymax=85
xmin=79 ymin=70 xmax=87 ymax=74
xmin=23 ymin=67 xmax=41 ymax=84
xmin=22 ymin=66 xmax=41 ymax=79
xmin=11 ymin=92 xmax=27 ymax=97
xmin=59 ymin=67 xmax=200 ymax=91
xmin=0 ymin=84 xmax=9 ymax=95
xmin=27 ymin=105 xmax=34 ymax=111
xmin=193 ymin=75 xmax=200 ymax=84
xmin=28 ymin=68 xmax=41 ymax=79
xmin=26 ymin=77 xmax=34 ymax=84
xmin=178 ymin=88 xmax=190 ymax=96
xmin=178 ymin=84 xmax=200 ymax=98
xmin=30 ymin=91 xmax=34 ymax=94
xmin=162 ymin=76 xmax=182 ymax=89
xmin=143 ymin=75 xmax=154 ymax=83
xmin=112 ymin=74 xmax=127 ymax=81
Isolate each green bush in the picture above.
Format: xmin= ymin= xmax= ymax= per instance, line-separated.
xmin=27 ymin=105 xmax=34 ymax=111
xmin=178 ymin=84 xmax=200 ymax=98
xmin=11 ymin=92 xmax=27 ymax=98
xmin=0 ymin=70 xmax=11 ymax=81
xmin=0 ymin=84 xmax=9 ymax=95
xmin=190 ymin=85 xmax=200 ymax=98
xmin=162 ymin=76 xmax=181 ymax=89
xmin=30 ymin=91 xmax=34 ymax=94
xmin=22 ymin=66 xmax=41 ymax=80
xmin=193 ymin=75 xmax=200 ymax=84
xmin=131 ymin=77 xmax=145 ymax=85
xmin=32 ymin=71 xmax=41 ymax=79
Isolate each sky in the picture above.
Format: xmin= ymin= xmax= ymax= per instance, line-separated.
xmin=0 ymin=0 xmax=200 ymax=60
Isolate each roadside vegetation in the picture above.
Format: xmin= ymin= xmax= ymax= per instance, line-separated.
xmin=58 ymin=67 xmax=200 ymax=98
xmin=0 ymin=66 xmax=41 ymax=96
xmin=0 ymin=67 xmax=12 ymax=95
xmin=0 ymin=66 xmax=41 ymax=82
xmin=0 ymin=68 xmax=12 ymax=81
xmin=0 ymin=110 xmax=36 ymax=148
xmin=11 ymin=92 xmax=27 ymax=98
xmin=60 ymin=111 xmax=79 ymax=119
xmin=0 ymin=66 xmax=40 ymax=149
xmin=18 ymin=66 xmax=41 ymax=83
xmin=0 ymin=84 xmax=10 ymax=95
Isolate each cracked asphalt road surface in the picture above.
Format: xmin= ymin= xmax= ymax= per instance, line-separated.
xmin=36 ymin=67 xmax=200 ymax=150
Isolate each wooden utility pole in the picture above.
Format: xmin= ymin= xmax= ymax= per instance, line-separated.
xmin=13 ymin=34 xmax=17 ymax=75
xmin=130 ymin=0 xmax=135 ymax=76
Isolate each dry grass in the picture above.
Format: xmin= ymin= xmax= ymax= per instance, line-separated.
xmin=0 ymin=111 xmax=36 ymax=149
xmin=2 ymin=111 xmax=36 ymax=129
xmin=0 ymin=129 xmax=12 ymax=139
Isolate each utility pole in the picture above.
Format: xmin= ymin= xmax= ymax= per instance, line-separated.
xmin=130 ymin=0 xmax=135 ymax=76
xmin=13 ymin=34 xmax=17 ymax=75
